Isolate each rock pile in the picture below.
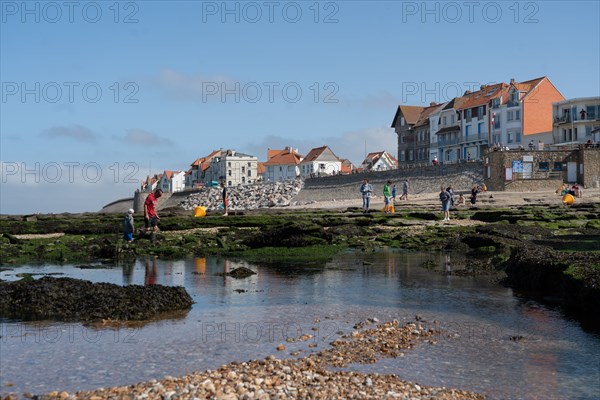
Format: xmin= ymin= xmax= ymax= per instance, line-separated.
xmin=179 ymin=180 xmax=304 ymax=212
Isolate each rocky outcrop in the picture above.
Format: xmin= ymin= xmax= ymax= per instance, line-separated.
xmin=0 ymin=277 xmax=193 ymax=322
xmin=179 ymin=180 xmax=304 ymax=211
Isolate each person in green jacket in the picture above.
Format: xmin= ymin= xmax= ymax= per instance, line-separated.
xmin=383 ymin=180 xmax=392 ymax=213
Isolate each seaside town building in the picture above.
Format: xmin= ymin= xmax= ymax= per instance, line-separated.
xmin=361 ymin=151 xmax=398 ymax=171
xmin=552 ymin=97 xmax=600 ymax=145
xmin=299 ymin=146 xmax=342 ymax=177
xmin=206 ymin=150 xmax=258 ymax=186
xmin=393 ymin=76 xmax=565 ymax=164
xmin=262 ymin=147 xmax=303 ymax=182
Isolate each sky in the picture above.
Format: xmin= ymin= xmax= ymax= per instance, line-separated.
xmin=1 ymin=0 xmax=599 ymax=214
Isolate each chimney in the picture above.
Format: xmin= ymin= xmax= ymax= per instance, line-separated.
xmin=464 ymin=90 xmax=472 ymax=95
xmin=430 ymin=102 xmax=437 ymax=106
xmin=480 ymin=85 xmax=486 ymax=91
xmin=510 ymin=78 xmax=515 ymax=85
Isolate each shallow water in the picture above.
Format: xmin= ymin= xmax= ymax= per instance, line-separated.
xmin=1 ymin=251 xmax=599 ymax=399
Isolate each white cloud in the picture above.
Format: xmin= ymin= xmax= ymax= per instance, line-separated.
xmin=41 ymin=124 xmax=98 ymax=142
xmin=151 ymin=68 xmax=237 ymax=102
xmin=115 ymin=129 xmax=174 ymax=147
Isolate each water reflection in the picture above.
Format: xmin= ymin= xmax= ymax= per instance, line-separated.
xmin=0 ymin=252 xmax=598 ymax=399
xmin=144 ymin=258 xmax=158 ymax=286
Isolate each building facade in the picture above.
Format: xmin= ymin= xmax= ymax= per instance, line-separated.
xmin=207 ymin=150 xmax=258 ymax=186
xmin=263 ymin=147 xmax=303 ymax=182
xmin=552 ymin=97 xmax=600 ymax=145
xmin=299 ymin=146 xmax=342 ymax=177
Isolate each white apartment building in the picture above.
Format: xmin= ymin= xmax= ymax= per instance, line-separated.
xmin=552 ymin=97 xmax=600 ymax=145
xmin=207 ymin=150 xmax=258 ymax=186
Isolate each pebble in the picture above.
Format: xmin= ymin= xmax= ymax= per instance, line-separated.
xmin=37 ymin=320 xmax=484 ymax=400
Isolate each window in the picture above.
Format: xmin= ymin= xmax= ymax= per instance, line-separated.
xmin=248 ymin=170 xmax=252 ymax=177
xmin=553 ymin=162 xmax=562 ymax=171
xmin=443 ymin=116 xmax=447 ymax=126
xmin=466 ymin=125 xmax=471 ymax=137
xmin=507 ymin=132 xmax=514 ymax=143
xmin=493 ymin=134 xmax=501 ymax=144
xmin=248 ymin=162 xmax=251 ymax=167
xmin=515 ymin=109 xmax=521 ymax=120
xmin=465 ymin=109 xmax=472 ymax=120
xmin=507 ymin=111 xmax=514 ymax=121
xmin=228 ymin=181 xmax=232 ymax=186
xmin=451 ymin=114 xmax=455 ymax=124
xmin=319 ymin=163 xmax=325 ymax=170
xmin=228 ymin=162 xmax=231 ymax=167
xmin=538 ymin=162 xmax=549 ymax=171
xmin=478 ymin=122 xmax=483 ymax=135
xmin=409 ymin=150 xmax=413 ymax=161
xmin=574 ymin=127 xmax=578 ymax=141
xmin=492 ymin=98 xmax=500 ymax=109
xmin=400 ymin=117 xmax=405 ymax=126
xmin=242 ymin=166 xmax=245 ymax=173
xmin=242 ymin=177 xmax=245 ymax=183
xmin=586 ymin=105 xmax=597 ymax=120
xmin=478 ymin=106 xmax=485 ymax=118
xmin=228 ymin=170 xmax=232 ymax=176
xmin=494 ymin=115 xmax=501 ymax=129
xmin=400 ymin=152 xmax=405 ymax=162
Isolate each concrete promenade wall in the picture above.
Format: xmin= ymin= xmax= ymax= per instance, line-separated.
xmin=293 ymin=163 xmax=483 ymax=202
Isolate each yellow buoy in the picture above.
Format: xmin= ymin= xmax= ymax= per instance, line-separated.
xmin=562 ymin=194 xmax=575 ymax=205
xmin=194 ymin=206 xmax=206 ymax=217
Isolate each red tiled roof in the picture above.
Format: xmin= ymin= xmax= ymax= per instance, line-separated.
xmin=457 ymin=83 xmax=508 ymax=110
xmin=263 ymin=150 xmax=302 ymax=165
xmin=302 ymin=146 xmax=328 ymax=162
xmin=257 ymin=162 xmax=266 ymax=174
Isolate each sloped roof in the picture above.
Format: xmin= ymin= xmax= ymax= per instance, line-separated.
xmin=263 ymin=150 xmax=302 ymax=165
xmin=302 ymin=146 xmax=341 ymax=162
xmin=414 ymin=103 xmax=446 ymax=127
xmin=391 ymin=105 xmax=425 ymax=127
xmin=190 ymin=150 xmax=222 ymax=167
xmin=362 ymin=151 xmax=397 ymax=168
xmin=257 ymin=162 xmax=266 ymax=174
xmin=457 ymin=83 xmax=509 ymax=110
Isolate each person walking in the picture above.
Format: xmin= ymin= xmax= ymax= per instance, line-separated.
xmin=144 ymin=189 xmax=163 ymax=244
xmin=399 ymin=179 xmax=409 ymax=200
xmin=123 ymin=208 xmax=134 ymax=242
xmin=391 ymin=184 xmax=397 ymax=203
xmin=439 ymin=186 xmax=451 ymax=221
xmin=221 ymin=181 xmax=229 ymax=216
xmin=383 ymin=180 xmax=392 ymax=213
xmin=359 ymin=178 xmax=373 ymax=212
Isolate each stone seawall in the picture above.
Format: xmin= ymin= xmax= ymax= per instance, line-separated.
xmin=293 ymin=163 xmax=483 ymax=203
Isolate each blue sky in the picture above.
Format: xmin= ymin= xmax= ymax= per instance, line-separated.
xmin=1 ymin=0 xmax=599 ymax=214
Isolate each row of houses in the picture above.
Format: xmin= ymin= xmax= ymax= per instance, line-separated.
xmin=141 ymin=147 xmax=399 ymax=192
xmin=392 ymin=76 xmax=600 ymax=165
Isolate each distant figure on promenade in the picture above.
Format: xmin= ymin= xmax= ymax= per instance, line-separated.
xmin=432 ymin=156 xmax=439 ymax=166
xmin=467 ymin=152 xmax=471 ymax=162
xmin=383 ymin=180 xmax=392 ymax=213
xmin=144 ymin=188 xmax=163 ymax=244
xmin=528 ymin=140 xmax=535 ymax=150
xmin=470 ymin=185 xmax=479 ymax=205
xmin=221 ymin=181 xmax=229 ymax=216
xmin=359 ymin=178 xmax=373 ymax=212
xmin=391 ymin=184 xmax=397 ymax=203
xmin=399 ymin=179 xmax=409 ymax=200
xmin=439 ymin=186 xmax=451 ymax=221
xmin=123 ymin=208 xmax=134 ymax=243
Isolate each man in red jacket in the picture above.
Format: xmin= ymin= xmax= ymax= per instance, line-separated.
xmin=144 ymin=189 xmax=163 ymax=243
